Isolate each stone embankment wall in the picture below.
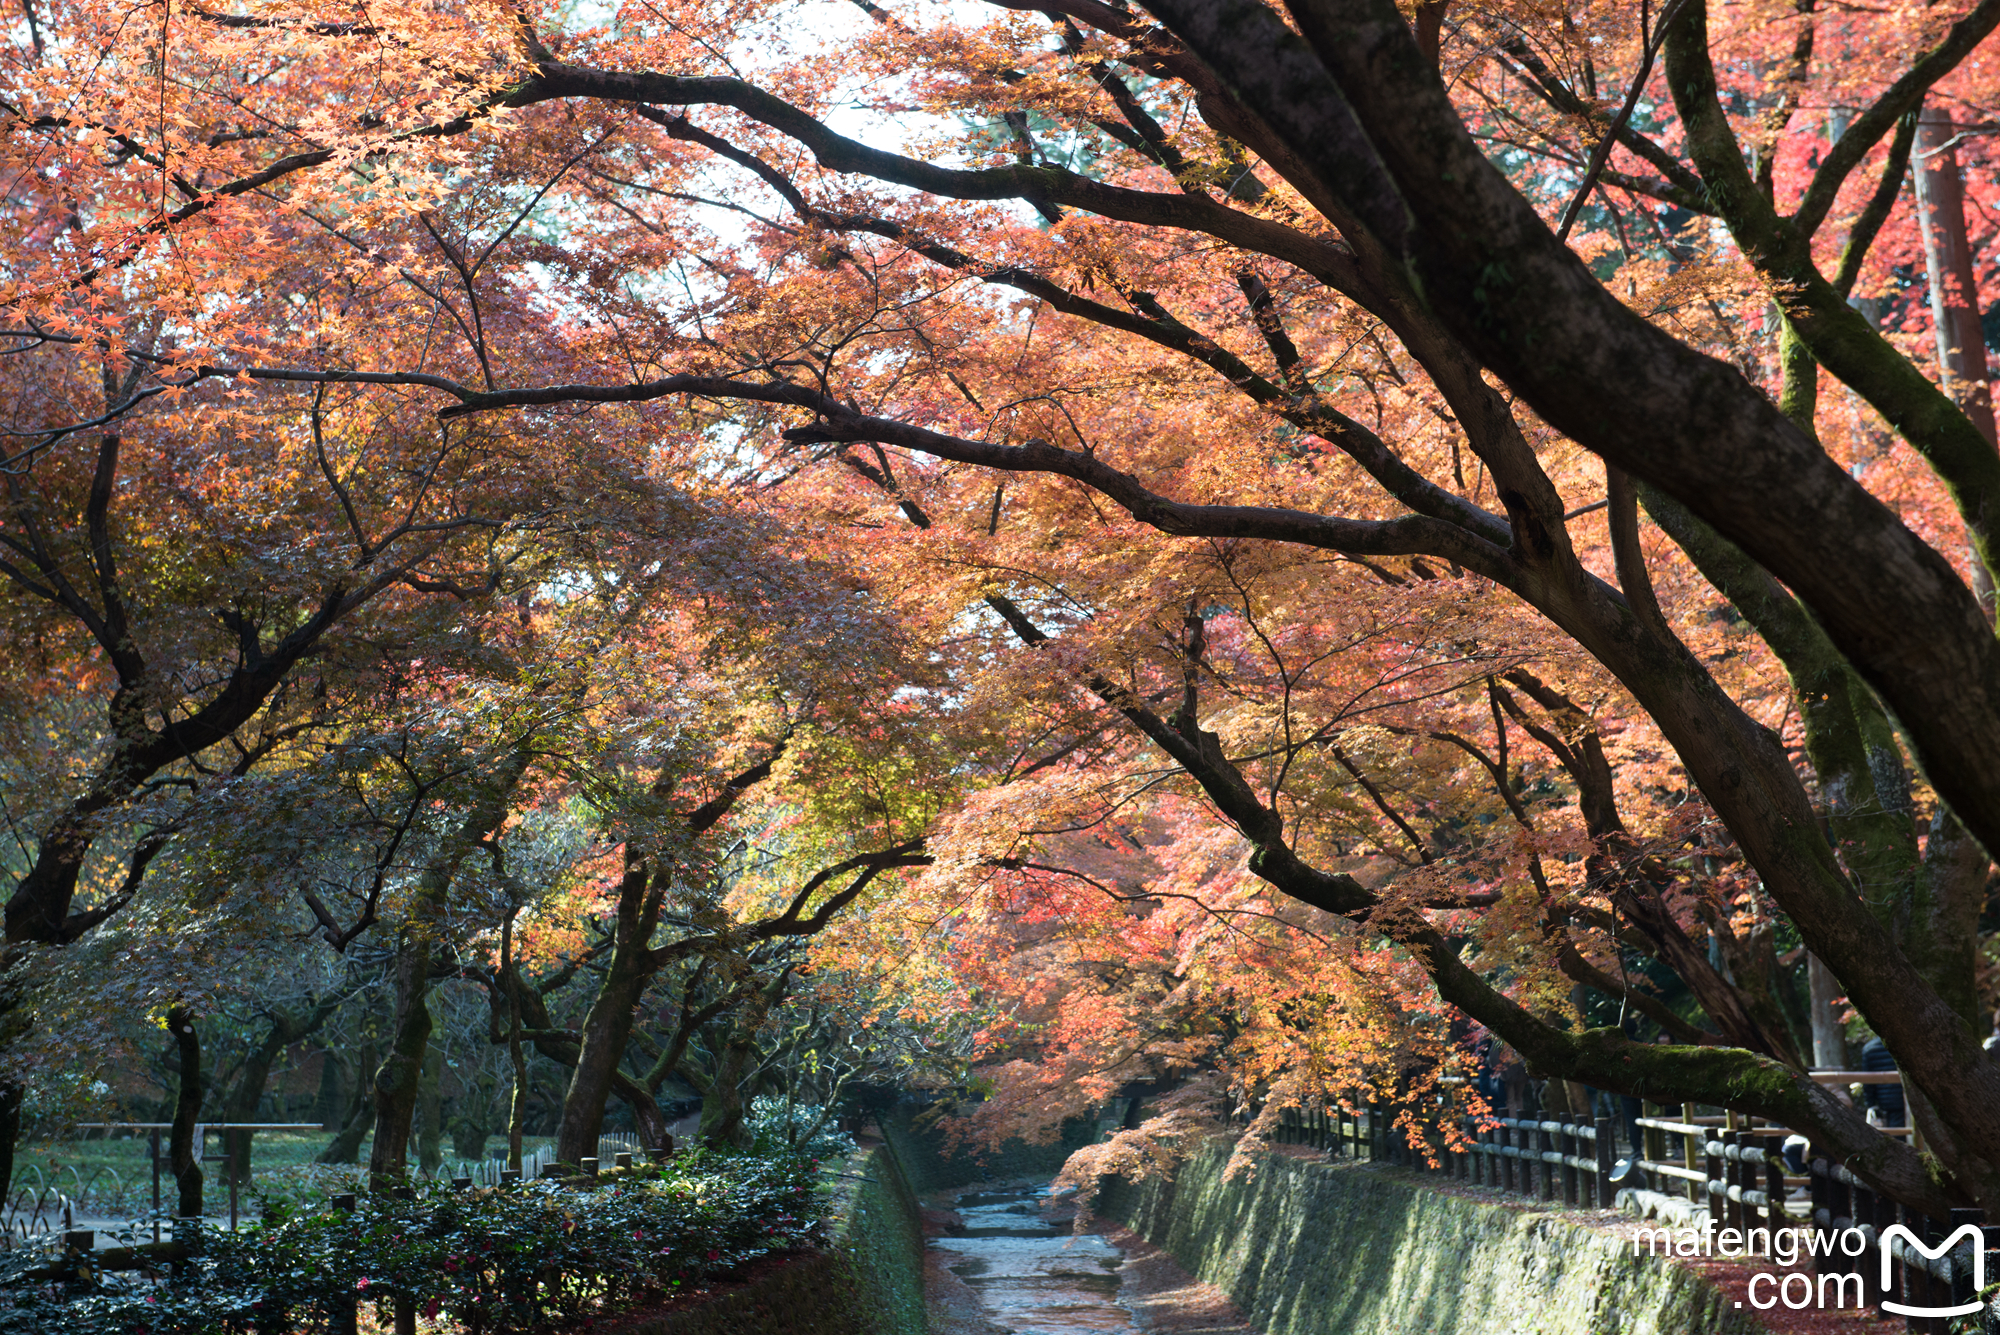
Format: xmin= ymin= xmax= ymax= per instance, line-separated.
xmin=631 ymin=1141 xmax=927 ymax=1335
xmin=1098 ymin=1141 xmax=1762 ymax=1335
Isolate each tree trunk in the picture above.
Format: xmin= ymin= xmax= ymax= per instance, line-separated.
xmin=221 ymin=995 xmax=349 ymax=1182
xmin=503 ymin=913 xmax=529 ymax=1173
xmin=490 ymin=954 xmax=669 ymax=1155
xmin=416 ymin=1041 xmax=443 ymax=1175
xmin=1807 ymin=952 xmax=1847 ymax=1072
xmin=311 ymin=1046 xmax=345 ymax=1130
xmin=1915 ymin=102 xmax=2000 ymax=615
xmin=0 ymin=1083 xmax=21 ymax=1208
xmin=167 ymin=1006 xmax=203 ymax=1219
xmin=317 ymin=1038 xmax=376 ymax=1165
xmin=367 ymin=748 xmax=531 ymax=1187
xmin=367 ymin=938 xmax=434 ymax=1189
xmin=222 ymin=1025 xmax=286 ymax=1187
xmin=506 ymin=1050 xmax=528 ymax=1171
xmin=698 ymin=971 xmax=790 ymax=1148
xmin=554 ymin=956 xmax=653 ymax=1164
xmin=697 ymin=1032 xmax=756 ymax=1148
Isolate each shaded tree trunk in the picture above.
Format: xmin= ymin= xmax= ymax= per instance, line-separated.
xmin=698 ymin=970 xmax=791 ymax=1148
xmin=1915 ymin=103 xmax=2000 ymax=616
xmin=317 ymin=1038 xmax=377 ymax=1166
xmin=555 ymin=947 xmax=654 ymax=1164
xmin=503 ymin=912 xmax=529 ymax=1173
xmin=551 ymin=745 xmax=789 ymax=1163
xmin=486 ymin=955 xmax=670 ymax=1156
xmin=220 ymin=994 xmax=348 ymax=1186
xmin=366 ymin=747 xmax=532 ymax=1188
xmin=221 ymin=1028 xmax=284 ymax=1189
xmin=1807 ymin=953 xmax=1848 ymax=1073
xmin=311 ymin=1046 xmax=345 ymax=1130
xmin=0 ymin=1083 xmax=21 ymax=1209
xmin=367 ymin=940 xmax=434 ymax=1189
xmin=416 ymin=1041 xmax=443 ymax=1175
xmin=167 ymin=1006 xmax=203 ymax=1219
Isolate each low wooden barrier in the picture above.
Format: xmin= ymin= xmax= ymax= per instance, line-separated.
xmin=1802 ymin=1152 xmax=1998 ymax=1334
xmin=1271 ymin=1104 xmax=1619 ymax=1207
xmin=1273 ymin=1091 xmax=2000 ymax=1335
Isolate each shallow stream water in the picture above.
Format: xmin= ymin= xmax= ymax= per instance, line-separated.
xmin=927 ymin=1185 xmax=1141 ymax=1333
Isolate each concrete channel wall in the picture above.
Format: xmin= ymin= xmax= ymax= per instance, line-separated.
xmin=630 ymin=1140 xmax=927 ymax=1335
xmin=1098 ymin=1140 xmax=1763 ymax=1335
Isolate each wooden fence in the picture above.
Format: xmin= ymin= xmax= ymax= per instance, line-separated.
xmin=1274 ymin=1104 xmax=1619 ymax=1207
xmin=1274 ymin=1100 xmax=1999 ymax=1334
xmin=1803 ymin=1153 xmax=1997 ymax=1334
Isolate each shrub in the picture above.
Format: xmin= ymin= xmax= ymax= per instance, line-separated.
xmin=0 ymin=1147 xmax=826 ymax=1334
xmin=743 ymin=1099 xmax=855 ymax=1160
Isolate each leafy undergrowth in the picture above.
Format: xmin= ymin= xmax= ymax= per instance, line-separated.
xmin=0 ymin=1147 xmax=826 ymax=1334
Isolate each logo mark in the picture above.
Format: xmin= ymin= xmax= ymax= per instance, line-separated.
xmin=1879 ymin=1223 xmax=1987 ymax=1319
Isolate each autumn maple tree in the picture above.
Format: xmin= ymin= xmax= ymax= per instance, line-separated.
xmin=9 ymin=0 xmax=2000 ymax=1219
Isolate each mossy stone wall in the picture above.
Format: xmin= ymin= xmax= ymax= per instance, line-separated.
xmin=614 ymin=1141 xmax=926 ymax=1335
xmin=1099 ymin=1141 xmax=1762 ymax=1335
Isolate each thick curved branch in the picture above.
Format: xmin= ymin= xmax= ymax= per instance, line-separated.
xmin=1792 ymin=0 xmax=2000 ymax=236
xmin=1136 ymin=0 xmax=2000 ymax=1191
xmin=1661 ymin=0 xmax=2000 ymax=594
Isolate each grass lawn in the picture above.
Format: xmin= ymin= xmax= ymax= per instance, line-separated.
xmin=10 ymin=1130 xmax=561 ymax=1219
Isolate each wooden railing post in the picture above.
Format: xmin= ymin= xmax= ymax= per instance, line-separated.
xmin=1560 ymin=1118 xmax=1578 ymax=1206
xmin=1539 ymin=1119 xmax=1556 ymax=1203
xmin=1856 ymin=1179 xmax=1887 ymax=1313
xmin=1948 ymin=1208 xmax=1985 ymax=1320
xmin=1705 ymin=1131 xmax=1725 ymax=1230
xmin=1681 ymin=1103 xmax=1702 ymax=1205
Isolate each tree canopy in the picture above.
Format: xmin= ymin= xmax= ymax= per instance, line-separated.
xmin=4 ymin=0 xmax=2000 ymax=1218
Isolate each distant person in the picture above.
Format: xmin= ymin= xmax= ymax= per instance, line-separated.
xmin=1860 ymin=1037 xmax=1904 ymax=1127
xmin=1473 ymin=1039 xmax=1501 ymax=1109
xmin=1619 ymin=1093 xmax=1643 ymax=1156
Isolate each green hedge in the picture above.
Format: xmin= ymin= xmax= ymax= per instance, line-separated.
xmin=612 ymin=1142 xmax=925 ymax=1335
xmin=0 ymin=1150 xmax=824 ymax=1335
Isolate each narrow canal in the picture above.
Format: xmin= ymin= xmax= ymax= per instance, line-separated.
xmin=927 ymin=1185 xmax=1141 ymax=1333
